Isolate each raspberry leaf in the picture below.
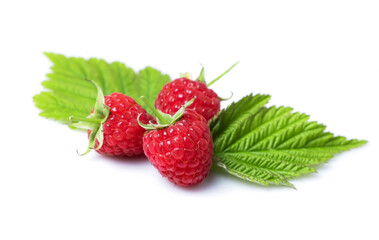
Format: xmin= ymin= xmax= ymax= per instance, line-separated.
xmin=209 ymin=94 xmax=367 ymax=188
xmin=33 ymin=53 xmax=170 ymax=123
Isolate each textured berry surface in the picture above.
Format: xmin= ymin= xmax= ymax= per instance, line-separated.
xmin=155 ymin=78 xmax=220 ymax=121
xmin=90 ymin=93 xmax=153 ymax=157
xmin=143 ymin=109 xmax=213 ymax=186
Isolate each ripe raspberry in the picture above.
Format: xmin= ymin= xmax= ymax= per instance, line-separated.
xmin=92 ymin=93 xmax=153 ymax=156
xmin=155 ymin=62 xmax=238 ymax=121
xmin=156 ymin=78 xmax=220 ymax=121
xmin=139 ymin=97 xmax=213 ymax=186
xmin=70 ymin=80 xmax=153 ymax=157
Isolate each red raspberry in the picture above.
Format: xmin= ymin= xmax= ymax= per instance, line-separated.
xmin=155 ymin=62 xmax=238 ymax=121
xmin=142 ymin=109 xmax=213 ymax=186
xmin=92 ymin=93 xmax=153 ymax=156
xmin=155 ymin=78 xmax=220 ymax=121
xmin=70 ymin=80 xmax=153 ymax=157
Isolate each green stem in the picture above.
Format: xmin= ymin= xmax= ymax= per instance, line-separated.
xmin=140 ymin=96 xmax=169 ymax=124
xmin=207 ymin=61 xmax=239 ymax=87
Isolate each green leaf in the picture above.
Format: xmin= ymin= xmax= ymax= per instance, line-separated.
xmin=210 ymin=93 xmax=271 ymax=151
xmin=210 ymin=94 xmax=367 ymax=187
xmin=33 ymin=53 xmax=171 ymax=123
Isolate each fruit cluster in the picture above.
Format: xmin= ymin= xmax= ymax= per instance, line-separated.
xmin=71 ymin=66 xmax=236 ymax=187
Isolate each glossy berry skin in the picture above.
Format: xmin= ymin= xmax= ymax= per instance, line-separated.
xmin=143 ymin=109 xmax=213 ymax=187
xmin=90 ymin=93 xmax=154 ymax=157
xmin=155 ymin=78 xmax=220 ymax=121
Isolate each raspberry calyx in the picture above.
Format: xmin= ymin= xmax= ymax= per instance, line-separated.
xmin=138 ymin=96 xmax=195 ymax=130
xmin=69 ymin=79 xmax=110 ymax=155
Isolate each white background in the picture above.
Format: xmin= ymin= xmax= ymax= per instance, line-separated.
xmin=1 ymin=1 xmax=378 ymax=239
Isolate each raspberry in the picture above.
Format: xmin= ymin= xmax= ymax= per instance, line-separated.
xmin=155 ymin=62 xmax=238 ymax=121
xmin=155 ymin=78 xmax=220 ymax=121
xmin=138 ymin=97 xmax=213 ymax=186
xmin=92 ymin=93 xmax=153 ymax=156
xmin=70 ymin=80 xmax=153 ymax=157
